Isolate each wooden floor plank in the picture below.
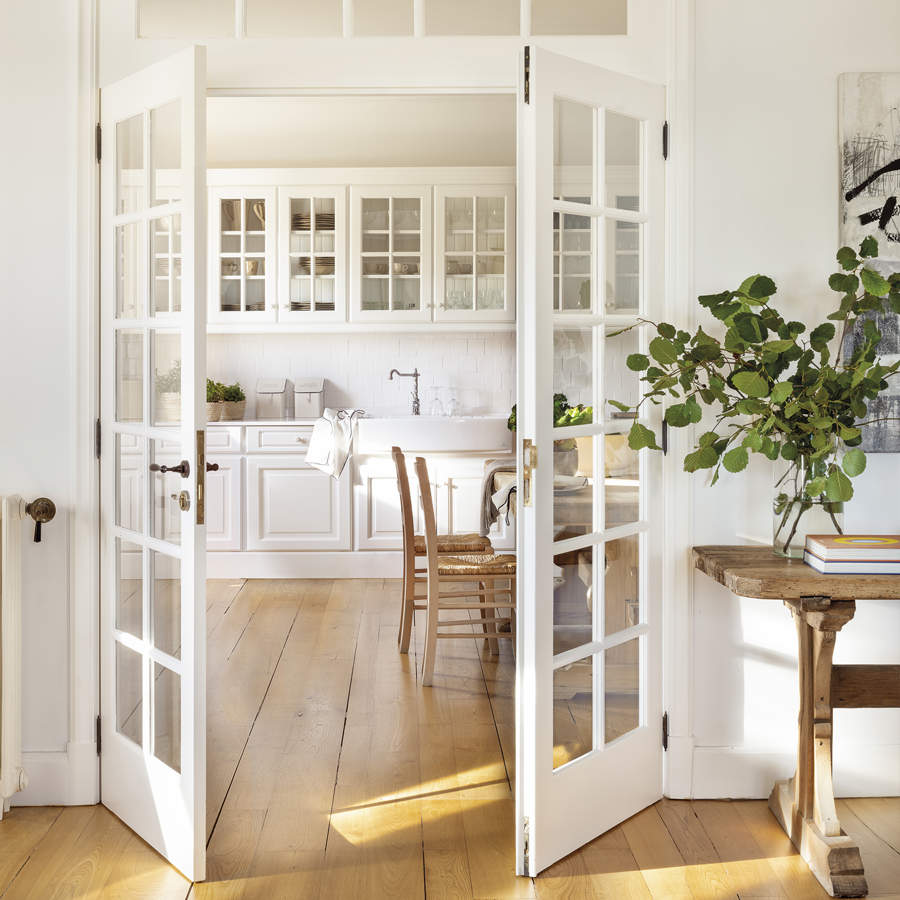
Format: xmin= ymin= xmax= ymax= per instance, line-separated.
xmin=619 ymin=805 xmax=694 ymax=899
xmin=3 ymin=805 xmax=192 ymax=900
xmin=0 ymin=806 xmax=62 ymax=895
xmin=655 ymin=798 xmax=739 ymax=900
xmin=3 ymin=580 xmax=900 ymax=900
xmin=837 ymin=800 xmax=900 ymax=899
xmin=691 ymin=800 xmax=787 ymax=899
xmin=732 ymin=800 xmax=829 ymax=900
xmin=844 ymin=797 xmax=900 ymax=855
xmin=574 ymin=827 xmax=654 ymax=900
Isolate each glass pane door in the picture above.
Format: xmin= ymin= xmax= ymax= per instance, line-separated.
xmin=435 ymin=185 xmax=515 ymax=323
xmin=100 ymin=46 xmax=207 ymax=882
xmin=351 ymin=187 xmax=432 ymax=322
xmin=278 ymin=186 xmax=347 ymax=322
xmin=516 ymin=46 xmax=666 ymax=876
xmin=209 ymin=187 xmax=276 ymax=322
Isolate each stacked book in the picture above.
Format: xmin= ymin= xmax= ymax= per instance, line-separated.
xmin=804 ymin=534 xmax=900 ymax=574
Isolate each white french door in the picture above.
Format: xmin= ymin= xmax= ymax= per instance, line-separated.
xmin=515 ymin=47 xmax=666 ymax=875
xmin=100 ymin=46 xmax=207 ymax=881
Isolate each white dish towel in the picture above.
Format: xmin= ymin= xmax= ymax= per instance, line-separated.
xmin=305 ymin=408 xmax=364 ymax=479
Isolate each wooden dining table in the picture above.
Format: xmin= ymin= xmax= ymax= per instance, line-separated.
xmin=693 ymin=545 xmax=900 ymax=898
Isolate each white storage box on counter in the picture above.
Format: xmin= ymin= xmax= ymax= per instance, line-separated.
xmin=256 ymin=378 xmax=294 ymax=419
xmin=294 ymin=378 xmax=325 ymax=418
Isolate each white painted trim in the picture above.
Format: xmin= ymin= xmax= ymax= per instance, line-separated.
xmin=691 ymin=746 xmax=900 ymax=800
xmin=207 ymin=86 xmax=518 ymax=98
xmin=207 ymin=550 xmax=402 ymax=579
xmin=12 ymin=743 xmax=99 ymax=807
xmin=71 ymin=0 xmax=101 ymax=806
xmin=661 ymin=0 xmax=696 ymax=800
xmin=207 ymin=167 xmax=517 ymax=187
xmin=207 ymin=321 xmax=515 ymax=335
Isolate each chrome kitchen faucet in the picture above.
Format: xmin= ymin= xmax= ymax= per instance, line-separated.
xmin=388 ymin=368 xmax=421 ymax=416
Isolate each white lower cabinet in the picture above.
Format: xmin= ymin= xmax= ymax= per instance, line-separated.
xmin=246 ymin=454 xmax=351 ymax=550
xmin=205 ymin=454 xmax=242 ymax=551
xmin=206 ymin=425 xmax=513 ymax=569
xmin=354 ymin=456 xmax=440 ymax=550
xmin=354 ymin=454 xmax=514 ymax=552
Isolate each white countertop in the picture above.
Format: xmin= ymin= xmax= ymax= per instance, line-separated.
xmin=208 ymin=419 xmax=319 ymax=426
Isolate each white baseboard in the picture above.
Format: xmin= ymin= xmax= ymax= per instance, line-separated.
xmin=207 ymin=550 xmax=402 ymax=579
xmin=13 ymin=741 xmax=98 ymax=806
xmin=664 ymin=735 xmax=694 ymax=798
xmin=691 ymin=745 xmax=900 ymax=799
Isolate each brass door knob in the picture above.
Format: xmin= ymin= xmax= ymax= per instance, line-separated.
xmin=25 ymin=497 xmax=56 ymax=543
xmin=149 ymin=459 xmax=190 ymax=478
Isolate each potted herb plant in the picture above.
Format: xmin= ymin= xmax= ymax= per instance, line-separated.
xmin=508 ymin=393 xmax=594 ymax=475
xmin=155 ymin=360 xmax=181 ymax=424
xmin=221 ymin=382 xmax=246 ymax=421
xmin=613 ymin=238 xmax=900 ymax=557
xmin=206 ymin=378 xmax=224 ymax=421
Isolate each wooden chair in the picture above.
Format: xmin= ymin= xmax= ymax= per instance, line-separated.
xmin=392 ymin=446 xmax=493 ymax=653
xmin=413 ymin=456 xmax=516 ymax=687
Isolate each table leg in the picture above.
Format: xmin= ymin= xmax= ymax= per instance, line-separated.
xmin=768 ymin=597 xmax=867 ymax=898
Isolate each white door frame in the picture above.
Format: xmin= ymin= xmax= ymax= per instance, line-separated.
xmin=70 ymin=0 xmax=696 ymax=832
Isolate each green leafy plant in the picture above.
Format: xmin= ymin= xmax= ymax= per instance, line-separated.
xmin=507 ymin=394 xmax=593 ymax=432
xmin=612 ymin=237 xmax=900 ymax=553
xmin=508 ymin=393 xmax=594 ymax=454
xmin=222 ymin=382 xmax=245 ymax=402
xmin=206 ymin=378 xmax=224 ymax=403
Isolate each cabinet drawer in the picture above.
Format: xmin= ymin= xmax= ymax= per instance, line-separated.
xmin=206 ymin=425 xmax=242 ymax=453
xmin=246 ymin=425 xmax=312 ymax=453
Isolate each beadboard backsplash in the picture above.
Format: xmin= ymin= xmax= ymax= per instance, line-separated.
xmin=207 ymin=332 xmax=516 ymax=419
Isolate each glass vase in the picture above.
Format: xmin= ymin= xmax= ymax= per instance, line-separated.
xmin=772 ymin=456 xmax=845 ymax=558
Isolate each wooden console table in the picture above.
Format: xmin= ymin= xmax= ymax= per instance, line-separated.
xmin=693 ymin=546 xmax=900 ymax=898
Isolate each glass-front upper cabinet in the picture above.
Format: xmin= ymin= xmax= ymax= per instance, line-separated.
xmin=277 ymin=186 xmax=346 ymax=322
xmin=349 ymin=186 xmax=432 ymax=323
xmin=208 ymin=186 xmax=277 ymax=322
xmin=434 ymin=185 xmax=515 ymax=323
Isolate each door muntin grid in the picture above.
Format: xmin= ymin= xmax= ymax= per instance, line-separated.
xmin=110 ymin=101 xmax=185 ymax=775
xmin=548 ymin=96 xmax=649 ymax=771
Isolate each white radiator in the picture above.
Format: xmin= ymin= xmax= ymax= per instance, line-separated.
xmin=0 ymin=496 xmax=28 ymax=816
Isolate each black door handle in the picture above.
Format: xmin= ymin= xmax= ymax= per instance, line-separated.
xmin=206 ymin=461 xmax=219 ymax=472
xmin=149 ymin=459 xmax=190 ymax=478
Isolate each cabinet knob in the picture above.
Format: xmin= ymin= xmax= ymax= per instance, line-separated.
xmin=296 ymin=436 xmax=308 ymax=444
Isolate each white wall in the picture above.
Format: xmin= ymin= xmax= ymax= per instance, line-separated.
xmin=0 ymin=0 xmax=85 ymax=801
xmin=208 ymin=332 xmax=516 ymax=417
xmin=689 ymin=0 xmax=900 ymax=798
xmin=208 ymin=95 xmax=517 ymax=168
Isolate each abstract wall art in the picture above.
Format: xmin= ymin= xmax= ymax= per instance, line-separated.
xmin=839 ymin=72 xmax=900 ymax=452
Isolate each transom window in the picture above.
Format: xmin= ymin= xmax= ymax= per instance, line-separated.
xmin=138 ymin=0 xmax=627 ymax=38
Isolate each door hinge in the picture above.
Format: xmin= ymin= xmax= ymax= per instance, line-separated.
xmin=662 ymin=120 xmax=669 ymax=160
xmin=522 ymin=816 xmax=530 ymax=873
xmin=661 ymin=419 xmax=669 ymax=455
xmin=95 ymin=418 xmax=102 ymax=460
xmin=95 ymin=123 xmax=102 ymax=163
xmin=523 ymin=46 xmax=531 ymax=105
xmin=96 ymin=715 xmax=102 ymax=755
xmin=662 ymin=711 xmax=669 ymax=751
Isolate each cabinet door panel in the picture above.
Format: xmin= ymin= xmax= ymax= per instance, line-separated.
xmin=434 ymin=184 xmax=515 ymax=323
xmin=278 ymin=186 xmax=347 ymax=323
xmin=350 ymin=186 xmax=433 ymax=323
xmin=206 ymin=455 xmax=241 ymax=551
xmin=208 ymin=186 xmax=277 ymax=324
xmin=247 ymin=455 xmax=350 ymax=550
xmin=354 ymin=457 xmax=440 ymax=550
